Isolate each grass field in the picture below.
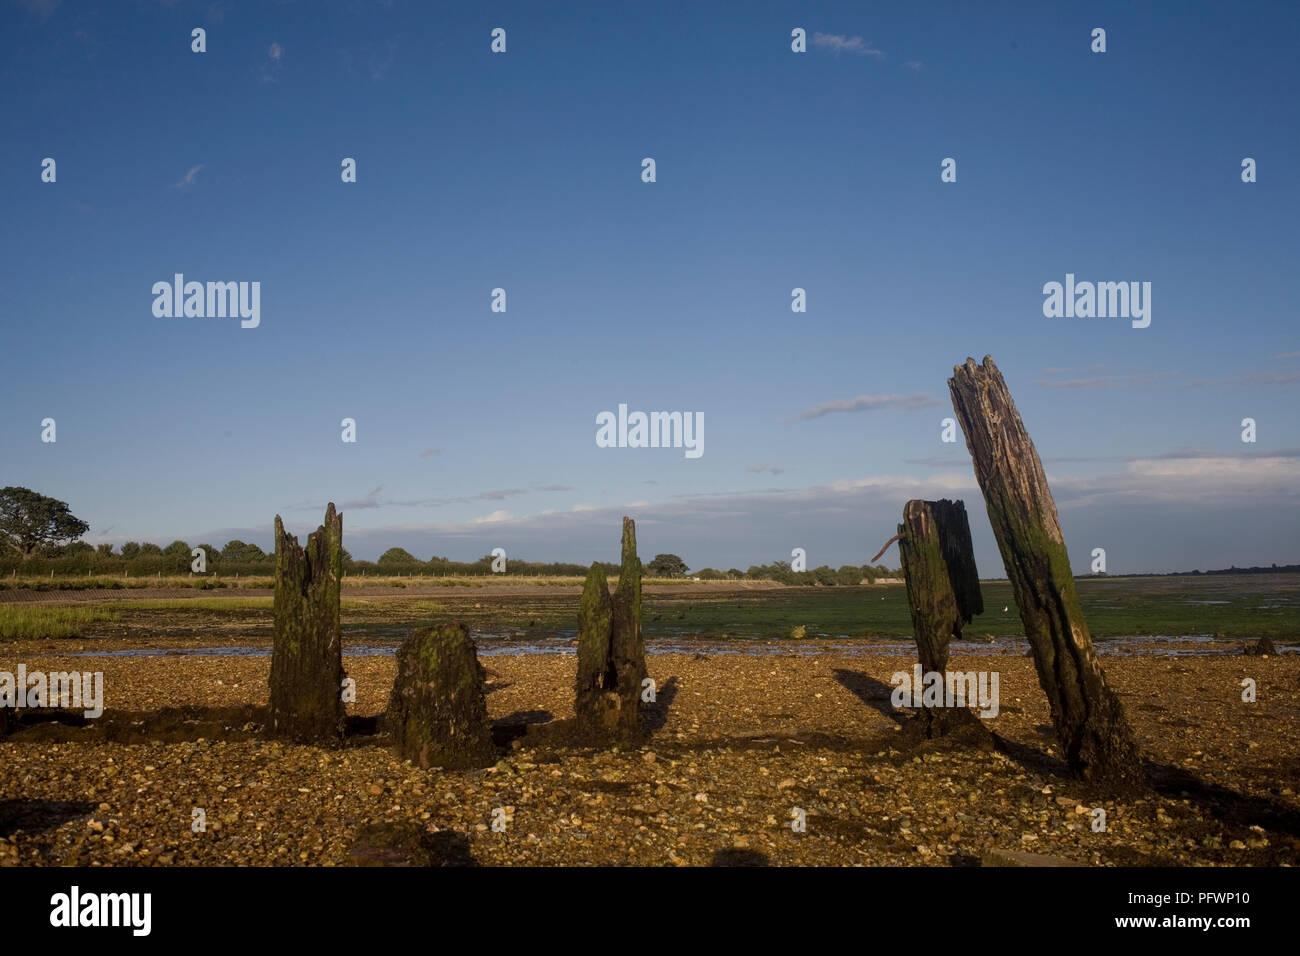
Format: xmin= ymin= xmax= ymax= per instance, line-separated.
xmin=0 ymin=573 xmax=1295 ymax=643
xmin=0 ymin=605 xmax=120 ymax=639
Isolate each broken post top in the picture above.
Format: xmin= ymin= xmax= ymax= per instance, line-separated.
xmin=901 ymin=498 xmax=983 ymax=623
xmin=274 ymin=501 xmax=341 ymax=546
xmin=274 ymin=503 xmax=342 ymax=596
xmin=947 ymin=356 xmax=1065 ymax=548
xmin=617 ymin=515 xmax=641 ymax=606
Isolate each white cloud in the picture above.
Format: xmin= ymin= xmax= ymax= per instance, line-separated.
xmin=785 ymin=392 xmax=939 ymax=423
xmin=812 ymin=33 xmax=885 ymax=58
xmin=172 ymin=164 xmax=204 ymax=188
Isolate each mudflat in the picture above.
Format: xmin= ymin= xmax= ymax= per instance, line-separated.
xmin=1 ymin=649 xmax=1295 ymax=866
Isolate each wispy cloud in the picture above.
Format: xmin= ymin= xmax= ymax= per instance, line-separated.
xmin=903 ymin=60 xmax=923 ymax=71
xmin=1035 ymin=372 xmax=1169 ymax=390
xmin=209 ymin=450 xmax=1300 ymax=573
xmin=785 ymin=392 xmax=939 ymax=423
xmin=812 ymin=33 xmax=886 ymax=59
xmin=295 ymin=485 xmax=532 ymax=513
xmin=259 ymin=41 xmax=284 ymax=83
xmin=418 ymin=447 xmax=442 ymax=458
xmin=476 ymin=488 xmax=528 ymax=501
xmin=1043 ymin=447 xmax=1300 ymax=464
xmin=1271 ymin=350 xmax=1300 ymax=360
xmin=534 ymin=484 xmax=575 ymax=492
xmin=1243 ymin=370 xmax=1300 ymax=385
xmin=904 ymin=455 xmax=966 ymax=467
xmin=171 ymin=164 xmax=204 ymax=189
xmin=340 ymin=485 xmax=384 ymax=510
xmin=369 ymin=39 xmax=397 ymax=81
xmin=747 ymin=463 xmax=785 ymax=475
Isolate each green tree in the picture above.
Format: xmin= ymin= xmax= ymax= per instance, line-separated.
xmin=646 ymin=553 xmax=689 ymax=577
xmin=163 ymin=540 xmax=191 ymax=571
xmin=96 ymin=543 xmax=115 ymax=558
xmin=121 ymin=542 xmax=142 ymax=560
xmin=139 ymin=542 xmax=164 ymax=557
xmin=377 ymin=547 xmax=419 ymax=566
xmin=0 ymin=487 xmax=91 ymax=560
xmin=221 ymin=540 xmax=266 ymax=563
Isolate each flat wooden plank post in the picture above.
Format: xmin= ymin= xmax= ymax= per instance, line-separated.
xmin=948 ymin=356 xmax=1141 ymax=787
xmin=898 ymin=498 xmax=982 ymax=675
xmin=897 ymin=498 xmax=989 ymax=740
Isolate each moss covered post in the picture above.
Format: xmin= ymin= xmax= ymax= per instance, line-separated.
xmin=897 ymin=498 xmax=989 ymax=739
xmin=574 ymin=517 xmax=647 ymax=743
xmin=387 ymin=622 xmax=495 ymax=769
xmin=270 ymin=502 xmax=346 ymax=743
xmin=948 ymin=356 xmax=1141 ymax=787
xmin=574 ymin=563 xmax=617 ymax=735
xmin=899 ymin=498 xmax=982 ymax=675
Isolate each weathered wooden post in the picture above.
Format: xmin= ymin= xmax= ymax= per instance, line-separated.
xmin=898 ymin=499 xmax=982 ymax=675
xmin=387 ymin=621 xmax=495 ymax=769
xmin=574 ymin=517 xmax=647 ymax=743
xmin=574 ymin=563 xmax=617 ymax=735
xmin=896 ymin=498 xmax=990 ymax=739
xmin=269 ymin=503 xmax=346 ymax=742
xmin=948 ymin=356 xmax=1141 ymax=787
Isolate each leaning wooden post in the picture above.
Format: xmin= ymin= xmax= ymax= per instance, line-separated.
xmin=948 ymin=357 xmax=1141 ymax=787
xmin=270 ymin=503 xmax=346 ymax=742
xmin=897 ymin=499 xmax=989 ymax=739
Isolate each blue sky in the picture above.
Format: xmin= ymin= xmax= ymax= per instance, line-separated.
xmin=2 ymin=0 xmax=1298 ymax=574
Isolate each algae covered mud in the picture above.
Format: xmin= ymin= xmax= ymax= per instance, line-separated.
xmin=0 ymin=575 xmax=1297 ymax=867
xmin=3 ymin=573 xmax=1297 ymax=651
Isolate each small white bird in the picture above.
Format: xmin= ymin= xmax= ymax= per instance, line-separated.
xmin=1003 ymin=605 xmax=1009 ymax=612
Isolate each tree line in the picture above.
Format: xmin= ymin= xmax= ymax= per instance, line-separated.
xmin=0 ymin=486 xmax=900 ymax=583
